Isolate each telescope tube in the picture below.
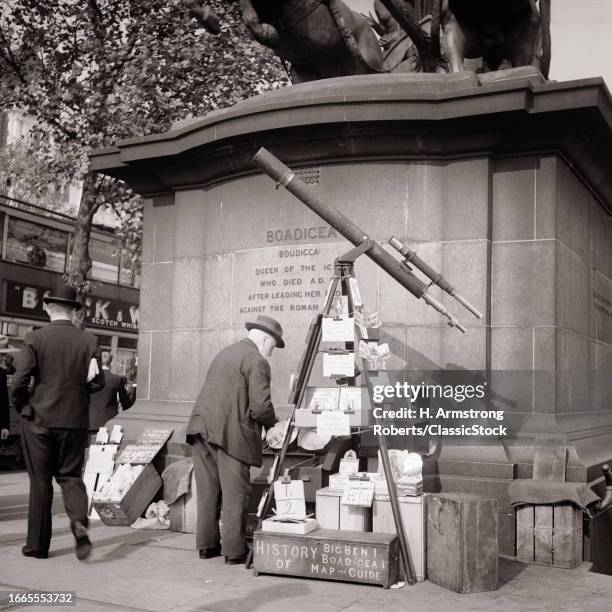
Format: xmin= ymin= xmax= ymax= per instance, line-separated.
xmin=251 ymin=147 xmax=466 ymax=333
xmin=388 ymin=236 xmax=484 ymax=319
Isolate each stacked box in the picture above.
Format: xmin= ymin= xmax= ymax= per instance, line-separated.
xmin=373 ymin=494 xmax=427 ymax=581
xmin=316 ymin=487 xmax=371 ymax=531
xmin=329 ymin=473 xmax=422 ymax=496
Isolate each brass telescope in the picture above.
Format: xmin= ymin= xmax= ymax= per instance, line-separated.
xmin=251 ymin=147 xmax=480 ymax=333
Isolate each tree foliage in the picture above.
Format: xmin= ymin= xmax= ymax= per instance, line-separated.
xmin=0 ymin=139 xmax=73 ymax=212
xmin=0 ymin=0 xmax=287 ymax=302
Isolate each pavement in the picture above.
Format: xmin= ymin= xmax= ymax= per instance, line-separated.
xmin=1 ymin=470 xmax=612 ymax=612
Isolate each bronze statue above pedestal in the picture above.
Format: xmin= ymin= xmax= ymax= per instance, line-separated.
xmin=380 ymin=0 xmax=551 ymax=77
xmin=186 ymin=0 xmax=551 ymax=81
xmin=238 ymin=0 xmax=384 ymax=83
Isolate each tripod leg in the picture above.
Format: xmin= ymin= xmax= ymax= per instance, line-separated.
xmin=376 ymin=432 xmax=416 ymax=585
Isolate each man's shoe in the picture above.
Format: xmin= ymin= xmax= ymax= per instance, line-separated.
xmin=224 ymin=552 xmax=248 ymax=565
xmin=199 ymin=545 xmax=221 ymax=559
xmin=73 ymin=523 xmax=92 ymax=561
xmin=21 ymin=546 xmax=48 ymax=559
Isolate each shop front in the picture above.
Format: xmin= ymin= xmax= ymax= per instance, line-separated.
xmin=0 ymin=279 xmax=139 ymax=377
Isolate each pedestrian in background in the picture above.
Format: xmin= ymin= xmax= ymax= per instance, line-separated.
xmin=88 ymin=350 xmax=136 ymax=436
xmin=0 ymin=339 xmax=17 ymax=441
xmin=186 ymin=315 xmax=282 ymax=565
xmin=11 ymin=284 xmax=105 ymax=560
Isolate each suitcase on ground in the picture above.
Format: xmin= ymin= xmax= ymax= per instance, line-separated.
xmin=426 ymin=492 xmax=498 ymax=593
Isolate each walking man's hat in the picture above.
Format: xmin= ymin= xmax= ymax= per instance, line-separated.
xmin=245 ymin=315 xmax=285 ymax=349
xmin=43 ymin=283 xmax=82 ymax=311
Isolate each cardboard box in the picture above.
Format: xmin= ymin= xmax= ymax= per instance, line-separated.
xmin=373 ymin=494 xmax=427 ymax=581
xmin=93 ymin=463 xmax=162 ymax=526
xmin=168 ymin=470 xmax=197 ymax=534
xmin=316 ymin=487 xmax=371 ymax=531
xmin=329 ymin=473 xmax=383 ymax=491
xmin=329 ymin=473 xmax=422 ymax=496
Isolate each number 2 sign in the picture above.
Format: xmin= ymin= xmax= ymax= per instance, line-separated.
xmin=273 ymin=479 xmax=306 ymax=518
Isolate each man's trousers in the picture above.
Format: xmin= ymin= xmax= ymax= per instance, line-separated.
xmin=192 ymin=436 xmax=251 ymax=557
xmin=20 ymin=417 xmax=89 ymax=555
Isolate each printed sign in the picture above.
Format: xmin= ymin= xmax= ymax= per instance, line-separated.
xmin=323 ymin=352 xmax=355 ymax=377
xmin=274 ymin=479 xmax=307 ymax=518
xmin=117 ymin=428 xmax=173 ymax=464
xmin=338 ymin=387 xmax=363 ymax=413
xmin=2 ymin=280 xmax=139 ymax=332
xmin=322 ymin=316 xmax=354 ymax=342
xmin=341 ymin=483 xmax=375 ymax=507
xmin=85 ymin=445 xmax=117 ymax=474
xmin=253 ymin=532 xmax=398 ymax=587
xmin=317 ymin=411 xmax=350 ymax=437
xmin=304 ymin=387 xmax=341 ymax=412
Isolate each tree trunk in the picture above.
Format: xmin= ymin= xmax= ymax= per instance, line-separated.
xmin=67 ymin=171 xmax=98 ymax=328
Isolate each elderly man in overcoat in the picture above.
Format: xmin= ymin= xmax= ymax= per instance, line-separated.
xmin=11 ymin=284 xmax=104 ymax=560
xmin=186 ymin=315 xmax=283 ymax=565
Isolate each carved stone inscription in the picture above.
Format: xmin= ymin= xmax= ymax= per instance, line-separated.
xmin=233 ymin=240 xmax=346 ymax=324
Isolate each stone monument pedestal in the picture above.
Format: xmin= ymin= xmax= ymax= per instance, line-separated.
xmin=92 ymin=68 xmax=612 ymax=556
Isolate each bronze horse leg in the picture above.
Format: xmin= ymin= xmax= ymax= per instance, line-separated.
xmin=441 ymin=0 xmax=544 ymax=74
xmin=240 ymin=0 xmax=280 ymax=48
xmin=504 ymin=1 xmax=542 ymax=70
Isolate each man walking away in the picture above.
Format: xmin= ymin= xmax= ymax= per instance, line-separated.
xmin=11 ymin=284 xmax=104 ymax=560
xmin=186 ymin=315 xmax=283 ymax=565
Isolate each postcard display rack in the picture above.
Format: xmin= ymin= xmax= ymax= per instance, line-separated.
xmin=91 ymin=428 xmax=172 ymax=526
xmin=251 ymin=244 xmax=425 ymax=587
xmin=84 ymin=425 xmax=123 ymax=521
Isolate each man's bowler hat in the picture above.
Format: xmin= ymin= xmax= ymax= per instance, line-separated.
xmin=245 ymin=315 xmax=285 ymax=349
xmin=43 ymin=283 xmax=82 ymax=311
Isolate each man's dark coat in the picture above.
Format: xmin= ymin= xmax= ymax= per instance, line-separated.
xmin=11 ymin=320 xmax=104 ymax=427
xmin=0 ymin=368 xmax=10 ymax=431
xmin=186 ymin=338 xmax=276 ymax=467
xmin=88 ymin=369 xmax=135 ymax=430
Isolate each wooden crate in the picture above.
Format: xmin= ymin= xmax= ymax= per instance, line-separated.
xmin=516 ymin=503 xmax=583 ymax=569
xmin=168 ymin=471 xmax=197 ymax=534
xmin=253 ymin=528 xmax=399 ymax=588
xmin=316 ymin=487 xmax=371 ymax=531
xmin=372 ymin=494 xmax=427 ymax=581
xmin=427 ymin=493 xmax=498 ymax=593
xmin=93 ymin=463 xmax=162 ymax=526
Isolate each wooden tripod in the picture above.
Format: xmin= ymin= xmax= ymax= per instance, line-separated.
xmin=247 ymin=240 xmax=416 ymax=585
